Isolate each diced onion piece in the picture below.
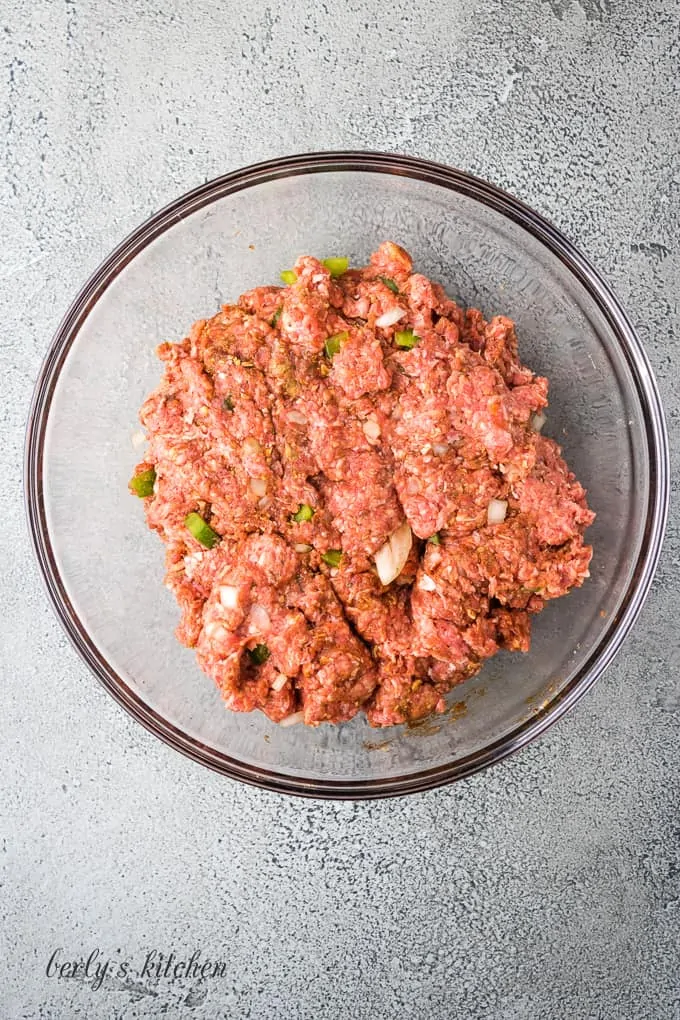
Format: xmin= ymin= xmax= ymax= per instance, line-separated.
xmin=204 ymin=620 xmax=228 ymax=642
xmin=249 ymin=604 xmax=272 ymax=634
xmin=131 ymin=430 xmax=147 ymax=449
xmin=271 ymin=674 xmax=288 ymax=692
xmin=530 ymin=411 xmax=547 ymax=432
xmin=183 ymin=551 xmax=204 ymax=579
xmin=432 ymin=443 xmax=449 ymax=456
xmin=487 ymin=499 xmax=508 ymax=524
xmin=375 ymin=307 xmax=406 ymax=329
xmin=419 ymin=573 xmax=437 ymax=592
xmin=374 ymin=521 xmax=413 ymax=586
xmin=219 ymin=585 xmax=239 ymax=610
xmin=288 ymin=410 xmax=307 ymax=426
xmin=279 ymin=710 xmax=305 ymax=727
xmin=249 ymin=477 xmax=267 ymax=497
xmin=243 ymin=436 xmax=262 ymax=456
xmin=363 ymin=419 xmax=381 ymax=441
xmin=294 ymin=543 xmax=312 ymax=553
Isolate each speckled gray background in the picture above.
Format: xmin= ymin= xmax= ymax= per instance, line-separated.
xmin=2 ymin=0 xmax=678 ymax=1017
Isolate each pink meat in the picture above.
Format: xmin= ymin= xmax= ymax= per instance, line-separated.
xmin=131 ymin=241 xmax=595 ymax=728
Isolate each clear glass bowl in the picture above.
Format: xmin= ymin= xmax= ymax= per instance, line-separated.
xmin=25 ymin=153 xmax=669 ymax=798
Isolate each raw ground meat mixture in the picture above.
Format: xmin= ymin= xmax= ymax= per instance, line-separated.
xmin=130 ymin=242 xmax=595 ymax=728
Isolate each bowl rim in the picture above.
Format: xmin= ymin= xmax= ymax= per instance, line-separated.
xmin=24 ymin=150 xmax=670 ymax=799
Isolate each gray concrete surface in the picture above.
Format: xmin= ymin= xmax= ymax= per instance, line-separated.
xmin=2 ymin=0 xmax=679 ymax=1017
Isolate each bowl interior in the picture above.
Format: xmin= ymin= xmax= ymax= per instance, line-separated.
xmin=38 ymin=164 xmax=655 ymax=792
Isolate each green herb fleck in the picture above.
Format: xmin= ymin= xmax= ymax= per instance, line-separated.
xmin=321 ymin=549 xmax=342 ymax=568
xmin=428 ymin=532 xmax=442 ymax=546
xmin=322 ymin=257 xmax=349 ymax=277
xmin=292 ymin=503 xmax=315 ymax=523
xmin=248 ymin=643 xmax=270 ymax=666
xmin=395 ymin=329 xmax=419 ymax=350
xmin=129 ymin=467 xmax=156 ymax=498
xmin=280 ymin=270 xmax=297 ymax=285
xmin=324 ymin=331 xmax=349 ymax=359
xmin=379 ymin=275 xmax=399 ymax=294
xmin=184 ymin=512 xmax=221 ymax=549
xmin=271 ymin=307 xmax=282 ymax=327
xmin=222 ymin=395 xmax=235 ymax=411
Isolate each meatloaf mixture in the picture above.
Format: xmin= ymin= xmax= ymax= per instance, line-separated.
xmin=130 ymin=242 xmax=595 ymax=728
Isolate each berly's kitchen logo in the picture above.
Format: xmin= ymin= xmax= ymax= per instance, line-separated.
xmin=46 ymin=948 xmax=228 ymax=992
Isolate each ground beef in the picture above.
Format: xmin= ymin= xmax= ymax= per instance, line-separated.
xmin=131 ymin=242 xmax=595 ymax=728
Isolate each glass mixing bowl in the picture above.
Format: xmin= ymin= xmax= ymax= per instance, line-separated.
xmin=25 ymin=152 xmax=669 ymax=798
